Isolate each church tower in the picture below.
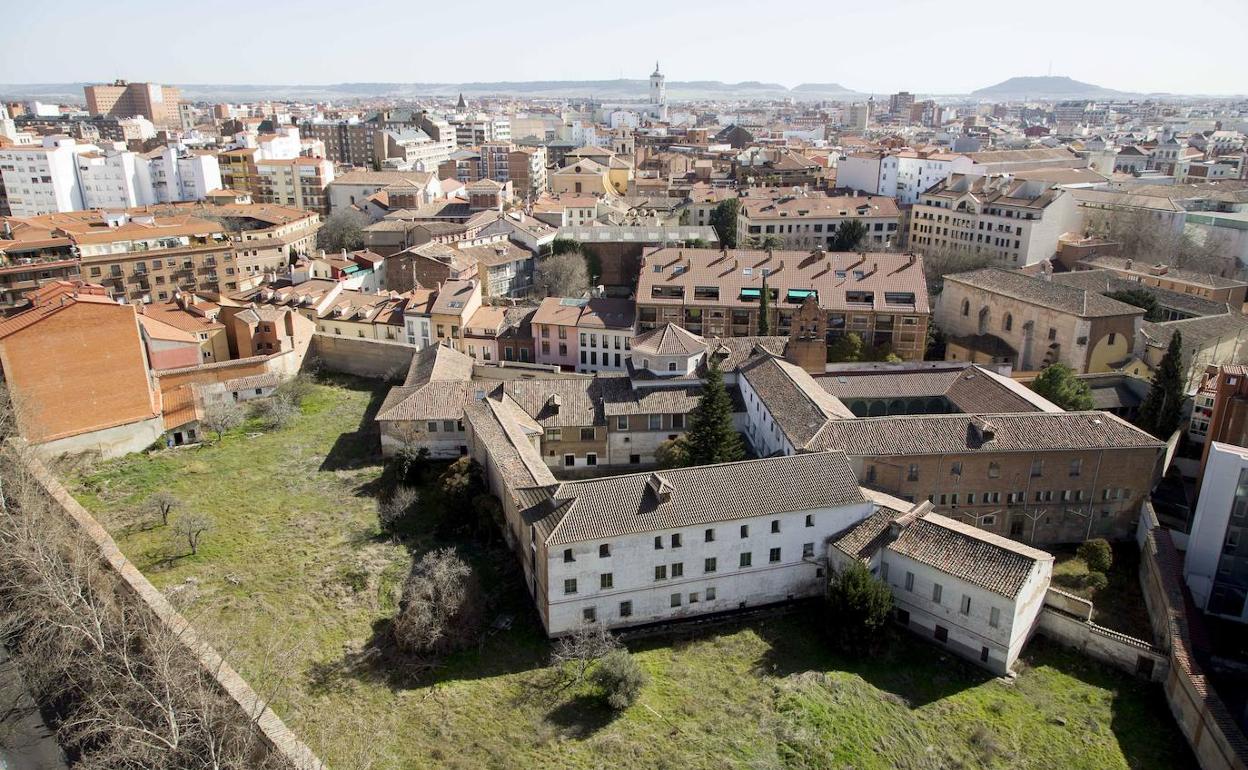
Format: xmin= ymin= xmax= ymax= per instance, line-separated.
xmin=785 ymin=294 xmax=828 ymax=374
xmin=650 ymin=62 xmax=666 ymax=113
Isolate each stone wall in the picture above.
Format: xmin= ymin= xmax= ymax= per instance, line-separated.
xmin=25 ymin=455 xmax=325 ymax=770
xmin=310 ymin=334 xmax=415 ymax=380
xmin=1137 ymin=503 xmax=1248 ymax=770
xmin=1036 ymin=606 xmax=1168 ymax=682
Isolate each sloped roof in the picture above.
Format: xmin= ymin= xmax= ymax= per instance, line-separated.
xmin=889 ymin=511 xmax=1052 ymax=599
xmin=740 ymin=353 xmax=854 ymax=448
xmin=945 ymin=268 xmax=1144 ymax=318
xmin=631 ymin=323 xmax=706 ymax=356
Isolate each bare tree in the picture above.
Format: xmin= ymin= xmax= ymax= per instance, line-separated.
xmin=173 ymin=513 xmax=211 ymax=556
xmin=377 ymin=485 xmax=419 ymax=534
xmin=253 ymin=394 xmax=299 ymax=430
xmin=393 ymin=548 xmax=483 ymax=656
xmin=316 ymin=208 xmax=368 ymax=253
xmin=150 ymin=490 xmax=178 ymax=527
xmin=201 ymin=399 xmax=245 ymax=442
xmin=534 ymin=251 xmax=590 ymax=298
xmin=550 ymin=624 xmax=620 ymax=684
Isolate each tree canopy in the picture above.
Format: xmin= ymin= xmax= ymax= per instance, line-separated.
xmin=1137 ymin=330 xmax=1185 ymax=439
xmin=709 ymin=199 xmax=740 ymax=248
xmin=824 ymin=562 xmax=894 ymax=653
xmin=1031 ymin=363 xmax=1095 ymax=411
xmin=684 ymin=362 xmax=745 ymax=466
xmin=1105 ymin=288 xmax=1164 ymax=322
xmin=317 ymin=209 xmax=368 ymax=253
xmin=535 ymin=251 xmax=591 ymax=298
xmin=831 ymin=218 xmax=868 ymax=252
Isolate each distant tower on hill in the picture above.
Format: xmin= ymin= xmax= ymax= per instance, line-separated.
xmin=456 ymin=92 xmax=467 ymax=111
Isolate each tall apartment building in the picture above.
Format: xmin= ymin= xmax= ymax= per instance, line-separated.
xmin=738 ymin=193 xmax=902 ymax=250
xmin=1185 ymin=442 xmax=1248 ymax=623
xmin=0 ymin=136 xmax=90 ymax=216
xmin=888 ymin=91 xmax=915 ymax=120
xmin=508 ymin=146 xmax=548 ymax=202
xmin=84 ymin=80 xmax=182 ymax=129
xmin=835 ymin=152 xmax=898 ymax=197
xmin=254 ymin=156 xmax=334 ymax=212
xmin=635 ymin=247 xmax=929 ymax=360
xmin=448 ymin=114 xmax=511 ymax=146
xmin=302 ymin=111 xmax=455 ymax=168
xmin=909 ymin=174 xmax=1081 ymax=267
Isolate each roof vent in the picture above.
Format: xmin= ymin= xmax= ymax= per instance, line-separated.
xmin=646 ymin=472 xmax=673 ymax=504
xmin=546 ymin=393 xmax=562 ymax=413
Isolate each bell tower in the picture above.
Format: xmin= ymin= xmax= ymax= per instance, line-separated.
xmin=785 ymin=294 xmax=827 ymax=374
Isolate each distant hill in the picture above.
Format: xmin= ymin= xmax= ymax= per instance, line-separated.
xmin=0 ymin=80 xmax=868 ymax=104
xmin=971 ymin=76 xmax=1130 ymax=100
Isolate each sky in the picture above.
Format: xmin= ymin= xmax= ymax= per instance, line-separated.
xmin=2 ymin=0 xmax=1244 ymax=95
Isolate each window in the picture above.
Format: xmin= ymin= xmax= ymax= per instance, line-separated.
xmin=802 ymin=542 xmax=814 ymax=558
xmin=654 ymin=565 xmax=667 ymax=581
xmin=671 ymin=414 xmax=685 ymax=429
xmin=671 ymin=593 xmax=682 ymax=607
xmin=600 ymin=573 xmax=613 ymax=589
xmin=960 ymin=595 xmax=971 ymax=615
xmin=988 ymin=462 xmax=1000 ymax=478
xmin=689 ymin=592 xmax=699 ymax=603
xmin=648 ymin=415 xmax=662 ymax=430
xmin=586 ymin=453 xmax=597 ymax=466
xmin=427 ymin=421 xmax=439 ymax=433
xmin=705 ymin=528 xmax=716 ymax=542
xmin=563 ymin=548 xmax=574 ymax=563
xmin=1030 ymin=459 xmax=1043 ymax=477
xmin=671 ymin=562 xmax=684 ymax=578
xmin=932 ymin=583 xmax=943 ymax=603
xmin=564 ymin=578 xmax=577 ymax=595
xmin=881 ymin=562 xmax=889 ymax=581
xmin=769 ymin=547 xmax=781 ymax=563
xmin=950 ymin=461 xmax=962 ymax=476
xmin=564 ymin=454 xmax=575 ymax=467
xmin=619 ymin=600 xmax=633 ymax=617
xmin=905 ymin=571 xmax=914 ymax=591
xmin=599 ymin=544 xmax=610 ymax=558
xmin=705 ymin=557 xmax=717 ymax=573
xmin=706 ymin=587 xmax=717 ymax=601
xmin=583 ymin=607 xmax=596 ymax=623
xmin=934 ymin=625 xmax=948 ymax=644
xmin=654 ymin=536 xmax=663 ymax=550
xmin=908 ymin=464 xmax=919 ymax=481
xmin=671 ymin=533 xmax=682 ymax=548
xmin=740 ymin=524 xmax=749 ymax=538
xmin=616 ymin=416 xmax=629 ymax=430
xmin=1069 ymin=458 xmax=1082 ymax=477
xmin=805 ymin=514 xmax=814 ymax=527
xmin=989 ymin=607 xmax=1001 ymax=628
xmin=739 ymin=552 xmax=752 ymax=568
xmin=771 ymin=520 xmax=780 ymax=534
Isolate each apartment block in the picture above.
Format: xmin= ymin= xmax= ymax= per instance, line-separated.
xmin=738 ymin=193 xmax=901 ymax=250
xmin=635 ymin=247 xmax=930 ymax=360
xmin=84 ymin=80 xmax=182 ymax=128
xmin=532 ymin=297 xmax=635 ymax=373
xmin=1185 ymin=442 xmax=1248 ymax=623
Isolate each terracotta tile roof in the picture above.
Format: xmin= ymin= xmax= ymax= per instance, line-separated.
xmin=741 ymin=193 xmax=900 ymax=221
xmin=0 ymin=292 xmax=122 ymax=339
xmin=831 ymin=509 xmax=894 ymax=561
xmin=374 ymin=344 xmax=475 ymax=422
xmin=806 ymin=410 xmax=1162 ymax=455
xmin=945 ymin=268 xmax=1144 ymax=318
xmin=740 ymin=353 xmax=854 ymax=448
xmin=529 ymin=452 xmax=865 ymax=546
xmin=814 ymin=364 xmax=1054 ymax=414
xmin=888 ymin=511 xmax=1052 ymax=599
xmin=631 ymin=323 xmax=705 ymax=356
xmin=638 ymin=247 xmax=929 ymax=314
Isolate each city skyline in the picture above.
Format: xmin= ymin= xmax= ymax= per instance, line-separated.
xmin=2 ymin=0 xmax=1245 ymax=96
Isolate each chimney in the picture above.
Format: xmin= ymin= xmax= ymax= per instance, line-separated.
xmin=546 ymin=393 xmax=562 ymax=413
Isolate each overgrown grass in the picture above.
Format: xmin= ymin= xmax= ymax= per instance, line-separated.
xmin=1053 ymin=543 xmax=1154 ymax=640
xmin=66 ymin=376 xmax=1193 ymax=769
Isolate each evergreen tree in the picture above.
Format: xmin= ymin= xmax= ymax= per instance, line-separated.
xmin=685 ymin=362 xmax=745 ymax=466
xmin=1138 ymin=331 xmax=1185 ymax=439
xmin=828 ymin=332 xmax=865 ymax=363
xmin=831 ymin=218 xmax=868 ymax=251
xmin=824 ymin=562 xmax=893 ymax=653
xmin=708 ymin=199 xmax=740 ymax=248
xmin=758 ymin=276 xmax=771 ymax=335
xmin=1031 ymin=363 xmax=1095 ymax=411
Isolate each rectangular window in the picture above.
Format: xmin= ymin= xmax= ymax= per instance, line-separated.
xmin=689 ymin=592 xmax=699 ymax=603
xmin=935 ymin=625 xmax=948 ymax=644
xmin=655 ymin=565 xmax=667 ymax=581
xmin=563 ymin=548 xmax=574 ymax=563
xmin=960 ymin=595 xmax=971 ymax=615
xmin=580 ymin=427 xmax=595 ymax=441
xmin=583 ymin=607 xmax=596 ymax=623
xmin=771 ymin=520 xmax=780 ymax=533
xmin=769 ymin=547 xmax=781 ymax=563
xmin=904 ymin=571 xmax=914 ymax=591
xmin=671 ymin=533 xmax=682 ymax=548
xmin=599 ymin=544 xmax=610 ymax=558
xmin=802 ymin=542 xmax=814 ymax=558
xmin=740 ymin=524 xmax=749 ymax=538
xmin=1069 ymin=459 xmax=1082 ymax=477
xmin=671 ymin=593 xmax=682 ymax=607
xmin=564 ymin=578 xmax=577 ymax=595
xmin=619 ymin=600 xmax=632 ymax=617
xmin=671 ymin=562 xmax=684 ymax=578
xmin=740 ymin=552 xmax=752 ymax=568
xmin=586 ymin=453 xmax=597 ymax=466
xmin=705 ymin=557 xmax=717 ymax=573
xmin=989 ymin=607 xmax=1001 ymax=628
xmin=564 ymin=454 xmax=575 ymax=467
xmin=1031 ymin=459 xmax=1043 ymax=477
xmin=705 ymin=528 xmax=716 ymax=542
xmin=932 ymin=583 xmax=943 ymax=604
xmin=950 ymin=461 xmax=962 ymax=476
xmin=654 ymin=536 xmax=663 ymax=550
xmin=648 ymin=414 xmax=662 ymax=430
xmin=616 ymin=416 xmax=629 ymax=430
xmin=805 ymin=514 xmax=814 ymax=527
xmin=706 ymin=587 xmax=716 ymax=601
xmin=601 ymin=573 xmax=613 ymax=590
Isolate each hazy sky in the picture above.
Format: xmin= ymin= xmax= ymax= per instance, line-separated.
xmin=2 ymin=0 xmax=1243 ymax=95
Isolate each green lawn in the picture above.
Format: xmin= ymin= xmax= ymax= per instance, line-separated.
xmin=66 ymin=376 xmax=1193 ymax=770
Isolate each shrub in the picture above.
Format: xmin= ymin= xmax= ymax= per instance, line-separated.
xmin=592 ymin=650 xmax=646 ymax=710
xmin=274 ymin=373 xmax=316 ymax=407
xmin=654 ymin=436 xmax=690 ymax=469
xmin=1077 ymin=538 xmax=1113 ymax=574
xmin=1082 ymin=571 xmax=1109 ymax=592
xmin=393 ymin=548 xmax=483 ymax=656
xmin=378 ymin=485 xmax=419 ymax=535
xmin=252 ymin=394 xmax=299 ymax=430
xmin=824 ymin=561 xmax=894 ymax=653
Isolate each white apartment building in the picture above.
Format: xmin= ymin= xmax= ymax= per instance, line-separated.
xmin=0 ymin=136 xmax=92 ymax=216
xmin=909 ymin=174 xmax=1081 ymax=267
xmin=75 ymin=144 xmax=154 ymax=210
xmin=836 ymin=152 xmax=898 ymax=197
xmin=537 ymin=453 xmax=875 ymax=635
xmin=449 ymin=114 xmax=511 ymax=146
xmin=1185 ymin=442 xmax=1248 ymax=623
xmin=830 ymin=499 xmax=1053 ymax=675
xmin=149 ymin=146 xmax=222 ymax=203
xmin=895 ymin=151 xmax=973 ymax=205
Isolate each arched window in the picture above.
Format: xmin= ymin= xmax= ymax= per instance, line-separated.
xmin=978 ymin=307 xmax=990 ymax=335
xmin=1003 ymin=313 xmax=1013 ymax=332
xmin=961 ymin=299 xmax=970 ymax=317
